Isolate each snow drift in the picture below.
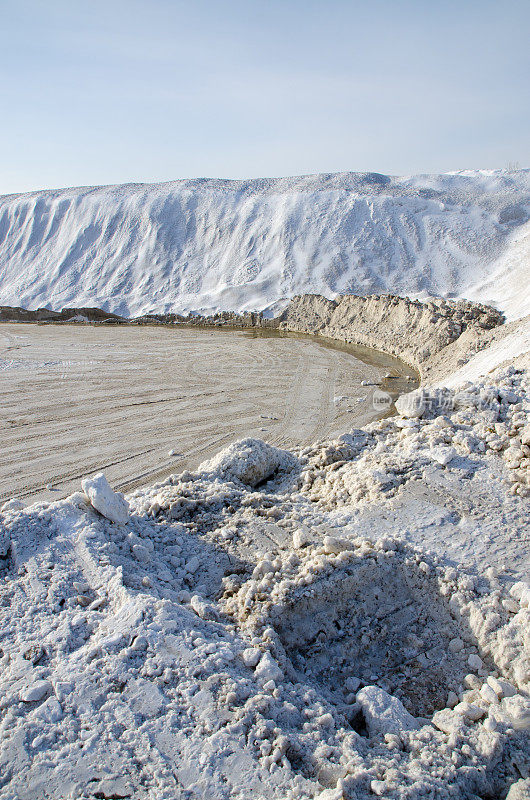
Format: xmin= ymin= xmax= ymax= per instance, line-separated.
xmin=0 ymin=170 xmax=528 ymax=319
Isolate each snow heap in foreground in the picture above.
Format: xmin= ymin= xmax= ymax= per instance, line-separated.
xmin=0 ymin=169 xmax=528 ymax=319
xmin=0 ymin=367 xmax=529 ymax=800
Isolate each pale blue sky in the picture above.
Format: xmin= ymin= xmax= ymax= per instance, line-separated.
xmin=1 ymin=0 xmax=528 ymax=194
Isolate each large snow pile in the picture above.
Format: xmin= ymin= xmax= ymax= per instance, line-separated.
xmin=0 ymin=169 xmax=528 ymax=319
xmin=1 ymin=366 xmax=529 ymax=799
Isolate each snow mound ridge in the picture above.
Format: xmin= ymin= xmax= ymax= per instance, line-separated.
xmin=0 ymin=169 xmax=528 ymax=318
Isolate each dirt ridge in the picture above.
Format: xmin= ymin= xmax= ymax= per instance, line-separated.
xmin=1 ymin=293 xmax=505 ymax=381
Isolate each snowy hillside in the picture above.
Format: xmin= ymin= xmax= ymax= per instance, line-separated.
xmin=0 ymin=170 xmax=528 ymax=318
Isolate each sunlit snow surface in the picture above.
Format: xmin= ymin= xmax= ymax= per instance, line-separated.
xmin=0 ymin=169 xmax=528 ymax=318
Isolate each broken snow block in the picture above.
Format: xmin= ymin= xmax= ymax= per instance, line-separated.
xmin=395 ymin=390 xmax=426 ymax=419
xmin=198 ymin=438 xmax=296 ymax=487
xmin=356 ymin=686 xmax=420 ymax=736
xmin=81 ymin=472 xmax=129 ymax=524
xmin=506 ymin=779 xmax=530 ymax=800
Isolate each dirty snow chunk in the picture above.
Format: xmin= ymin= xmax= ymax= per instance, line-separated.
xmin=356 ymin=686 xmax=420 ymax=736
xmin=509 ymin=582 xmax=527 ymax=600
xmin=395 ymin=390 xmax=426 ymax=418
xmin=132 ymin=544 xmax=151 ymax=562
xmin=432 ymin=708 xmax=466 ymax=734
xmin=81 ymin=473 xmax=129 ymax=524
xmin=480 ymin=684 xmax=499 ymax=704
xmin=254 ymin=652 xmax=283 ymax=684
xmin=323 ymin=535 xmax=350 ymax=554
xmin=33 ymin=697 xmax=62 ymax=722
xmin=453 ymin=702 xmax=486 ymax=721
xmin=468 ymin=653 xmax=483 ymax=671
xmin=345 ymin=676 xmax=361 ymax=693
xmin=0 ymin=528 xmax=9 ymax=558
xmin=510 ymin=581 xmax=530 ymax=608
xmin=125 ymin=678 xmax=165 ymax=718
xmin=190 ymin=595 xmax=218 ymax=621
xmin=198 ymin=438 xmax=295 ymax=487
xmin=242 ymin=647 xmax=261 ymax=667
xmin=488 ymin=676 xmax=517 ymax=698
xmin=186 ymin=556 xmax=200 ymax=574
xmin=293 ymin=528 xmax=311 ymax=549
xmin=521 ymin=426 xmax=530 ymax=447
xmin=1 ymin=498 xmax=25 ymax=513
xmin=506 ymin=779 xmax=530 ymax=800
xmin=503 ymin=696 xmax=530 ymax=730
xmin=395 ymin=418 xmax=418 ymax=429
xmin=316 ymin=789 xmax=344 ymax=800
xmin=430 ymin=446 xmax=457 ymax=466
xmin=20 ymin=680 xmax=52 ymax=702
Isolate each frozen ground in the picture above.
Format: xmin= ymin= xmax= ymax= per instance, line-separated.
xmin=0 ymin=324 xmax=409 ymax=506
xmin=0 ymin=338 xmax=528 ymax=799
xmin=0 ymin=169 xmax=528 ymax=318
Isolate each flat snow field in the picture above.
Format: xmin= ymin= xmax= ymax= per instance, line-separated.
xmin=0 ymin=323 xmax=410 ymax=505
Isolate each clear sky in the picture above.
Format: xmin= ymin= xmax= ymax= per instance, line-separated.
xmin=1 ymin=0 xmax=528 ymax=194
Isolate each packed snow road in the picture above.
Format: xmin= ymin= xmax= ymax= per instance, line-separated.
xmin=0 ymin=323 xmax=411 ymax=505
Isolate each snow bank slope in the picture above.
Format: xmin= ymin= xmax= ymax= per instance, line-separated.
xmin=0 ymin=170 xmax=528 ymax=317
xmin=0 ymin=368 xmax=529 ymax=800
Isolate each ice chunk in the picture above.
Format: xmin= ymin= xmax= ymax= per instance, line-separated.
xmin=356 ymin=686 xmax=420 ymax=736
xmin=81 ymin=472 xmax=129 ymax=524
